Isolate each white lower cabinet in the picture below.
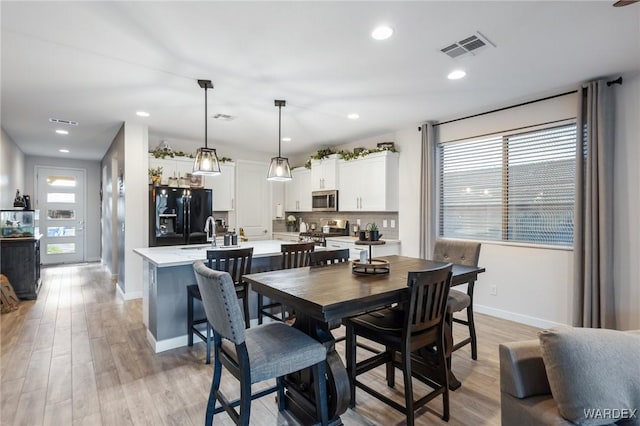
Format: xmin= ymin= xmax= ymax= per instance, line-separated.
xmin=324 ymin=238 xmax=400 ymax=260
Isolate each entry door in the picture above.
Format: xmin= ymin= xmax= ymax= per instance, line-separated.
xmin=235 ymin=161 xmax=271 ymax=240
xmin=36 ymin=167 xmax=86 ymax=264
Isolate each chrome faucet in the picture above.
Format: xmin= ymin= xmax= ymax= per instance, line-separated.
xmin=204 ymin=216 xmax=216 ymax=247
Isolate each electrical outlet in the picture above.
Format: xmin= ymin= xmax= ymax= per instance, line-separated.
xmin=356 ymin=219 xmax=361 ymax=226
xmin=383 ymin=219 xmax=388 ymax=228
xmin=390 ymin=220 xmax=395 ymax=228
xmin=490 ymin=285 xmax=497 ymax=296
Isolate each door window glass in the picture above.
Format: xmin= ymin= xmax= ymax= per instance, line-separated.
xmin=47 ymin=209 xmax=75 ymax=220
xmin=47 ymin=226 xmax=76 ymax=237
xmin=47 ymin=193 xmax=76 ymax=203
xmin=46 ymin=175 xmax=77 ymax=187
xmin=47 ymin=243 xmax=76 ymax=254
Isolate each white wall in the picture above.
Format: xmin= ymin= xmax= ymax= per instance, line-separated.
xmin=613 ymin=71 xmax=640 ymax=330
xmin=123 ymin=123 xmax=149 ymax=299
xmin=0 ymin=128 xmax=25 ymax=208
xmin=24 ymin=155 xmax=102 ymax=262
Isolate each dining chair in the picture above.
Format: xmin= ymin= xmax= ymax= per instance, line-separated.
xmin=258 ymin=242 xmax=315 ymax=324
xmin=309 ymin=248 xmax=350 ymax=266
xmin=188 ymin=247 xmax=253 ymax=364
xmin=193 ymin=261 xmax=328 ymax=426
xmin=344 ymin=264 xmax=453 ymax=425
xmin=433 ymin=239 xmax=482 ymax=360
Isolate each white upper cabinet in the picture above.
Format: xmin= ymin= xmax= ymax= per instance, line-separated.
xmin=337 ymin=151 xmax=399 ymax=212
xmin=148 ymin=155 xmax=194 ymax=185
xmin=310 ymin=155 xmax=338 ymax=191
xmin=285 ymin=168 xmax=312 ymax=212
xmin=204 ymin=163 xmax=235 ymax=211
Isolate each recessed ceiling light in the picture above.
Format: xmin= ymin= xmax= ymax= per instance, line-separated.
xmin=282 ymin=137 xmax=292 ymax=142
xmin=55 ymin=129 xmax=69 ymax=135
xmin=136 ymin=111 xmax=150 ymax=117
xmin=347 ymin=113 xmax=360 ymax=120
xmin=371 ymin=25 xmax=393 ymax=40
xmin=447 ymin=70 xmax=467 ymax=80
xmin=59 ymin=149 xmax=70 ymax=153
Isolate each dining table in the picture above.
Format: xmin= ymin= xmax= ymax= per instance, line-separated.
xmin=243 ymin=255 xmax=485 ymax=425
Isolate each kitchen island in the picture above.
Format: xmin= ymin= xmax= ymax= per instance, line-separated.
xmin=134 ymin=240 xmax=320 ymax=352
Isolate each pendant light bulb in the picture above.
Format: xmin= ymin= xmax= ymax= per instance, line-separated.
xmin=267 ymin=99 xmax=292 ymax=181
xmin=193 ymin=79 xmax=221 ymax=176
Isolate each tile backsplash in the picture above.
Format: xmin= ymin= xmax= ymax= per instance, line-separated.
xmin=274 ymin=211 xmax=399 ymax=240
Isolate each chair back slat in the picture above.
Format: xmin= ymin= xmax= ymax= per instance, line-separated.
xmin=281 ymin=242 xmax=315 ymax=269
xmin=309 ymin=249 xmax=350 ymax=266
xmin=193 ymin=260 xmax=246 ymax=345
xmin=433 ymin=239 xmax=481 ymax=267
xmin=405 ymin=265 xmax=452 ymax=335
xmin=206 ymin=248 xmax=253 ymax=284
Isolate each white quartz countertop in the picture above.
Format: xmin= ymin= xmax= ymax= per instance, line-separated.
xmin=324 ymin=236 xmax=401 ymax=245
xmin=134 ymin=239 xmax=323 ymax=267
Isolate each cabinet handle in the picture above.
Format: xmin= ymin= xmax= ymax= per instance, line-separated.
xmin=231 ymin=198 xmax=234 ymax=209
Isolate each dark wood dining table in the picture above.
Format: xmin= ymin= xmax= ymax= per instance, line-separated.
xmin=243 ymin=255 xmax=485 ymax=425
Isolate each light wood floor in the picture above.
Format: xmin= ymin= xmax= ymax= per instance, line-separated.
xmin=1 ymin=263 xmax=540 ymax=426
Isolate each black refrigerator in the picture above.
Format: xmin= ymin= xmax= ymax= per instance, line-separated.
xmin=149 ymin=186 xmax=212 ymax=247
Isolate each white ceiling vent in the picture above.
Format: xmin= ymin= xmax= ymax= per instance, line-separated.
xmin=49 ymin=118 xmax=79 ymax=126
xmin=212 ymin=113 xmax=236 ymax=121
xmin=441 ymin=31 xmax=495 ymax=59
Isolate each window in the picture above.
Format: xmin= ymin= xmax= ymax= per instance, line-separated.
xmin=439 ymin=123 xmax=576 ymax=246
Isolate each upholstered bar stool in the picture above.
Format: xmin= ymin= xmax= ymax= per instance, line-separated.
xmin=193 ymin=261 xmax=328 ymax=426
xmin=433 ymin=239 xmax=482 ymax=359
xmin=188 ymin=247 xmax=253 ymax=364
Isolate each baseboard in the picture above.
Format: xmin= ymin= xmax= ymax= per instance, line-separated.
xmin=115 ymin=284 xmax=142 ymax=301
xmin=475 ymin=304 xmax=568 ymax=329
xmin=146 ymin=329 xmax=207 ymax=353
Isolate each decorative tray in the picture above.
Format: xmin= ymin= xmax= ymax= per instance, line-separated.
xmin=352 ymin=258 xmax=390 ymax=275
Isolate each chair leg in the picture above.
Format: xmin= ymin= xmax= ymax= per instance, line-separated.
xmin=313 ymin=361 xmax=329 ymax=426
xmin=402 ymin=348 xmax=415 ymax=426
xmin=205 ymin=322 xmax=211 ymax=365
xmin=205 ymin=337 xmax=222 ymax=426
xmin=439 ymin=333 xmax=450 ymax=421
xmin=187 ymin=291 xmax=194 ymax=347
xmin=239 ymin=365 xmax=252 ymax=426
xmin=386 ymin=348 xmax=395 ymax=388
xmin=276 ymin=376 xmax=286 ymax=411
xmin=242 ymin=291 xmax=250 ymax=329
xmin=257 ymin=294 xmax=264 ymax=325
xmin=345 ymin=324 xmax=356 ymax=409
xmin=467 ymin=304 xmax=477 ymax=360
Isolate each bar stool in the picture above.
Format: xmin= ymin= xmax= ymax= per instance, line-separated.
xmin=188 ymin=247 xmax=253 ymax=363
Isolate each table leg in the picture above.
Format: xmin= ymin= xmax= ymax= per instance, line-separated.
xmin=283 ymin=313 xmax=350 ymax=425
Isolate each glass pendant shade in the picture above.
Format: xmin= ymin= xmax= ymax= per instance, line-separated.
xmin=193 ymin=147 xmax=221 ymax=176
xmin=267 ymin=99 xmax=292 ymax=181
xmin=267 ymin=156 xmax=292 ymax=181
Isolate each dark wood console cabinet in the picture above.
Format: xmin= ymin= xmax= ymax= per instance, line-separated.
xmin=0 ymin=237 xmax=42 ymax=299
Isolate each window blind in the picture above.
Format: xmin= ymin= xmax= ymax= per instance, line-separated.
xmin=439 ymin=123 xmax=577 ymax=246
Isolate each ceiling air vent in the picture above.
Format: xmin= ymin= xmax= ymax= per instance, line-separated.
xmin=49 ymin=118 xmax=79 ymax=126
xmin=441 ymin=31 xmax=495 ymax=59
xmin=212 ymin=113 xmax=235 ymax=121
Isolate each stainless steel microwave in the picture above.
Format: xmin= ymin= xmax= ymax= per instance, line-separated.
xmin=312 ymin=190 xmax=338 ymax=212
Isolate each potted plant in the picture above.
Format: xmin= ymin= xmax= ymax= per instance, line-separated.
xmin=368 ymin=222 xmax=381 ymax=241
xmin=286 ymin=215 xmax=297 ymax=232
xmin=148 ymin=166 xmax=163 ymax=185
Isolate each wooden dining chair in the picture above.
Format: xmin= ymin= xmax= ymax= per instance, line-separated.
xmin=433 ymin=239 xmax=482 ymax=360
xmin=188 ymin=247 xmax=253 ymax=364
xmin=309 ymin=248 xmax=350 ymax=266
xmin=258 ymin=242 xmax=315 ymax=324
xmin=193 ymin=261 xmax=328 ymax=426
xmin=344 ymin=264 xmax=453 ymax=425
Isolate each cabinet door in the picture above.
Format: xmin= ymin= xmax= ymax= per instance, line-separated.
xmin=174 ymin=157 xmax=194 ymax=179
xmin=311 ymin=158 xmax=337 ymax=190
xmin=310 ymin=160 xmax=324 ymax=191
xmin=206 ymin=163 xmax=235 ymax=211
xmin=296 ymin=168 xmax=312 ymax=212
xmin=359 ymin=155 xmax=386 ymax=211
xmin=337 ymin=160 xmax=361 ymax=211
xmin=285 ymin=169 xmax=302 ymax=211
xmin=149 ymin=157 xmax=173 ymax=185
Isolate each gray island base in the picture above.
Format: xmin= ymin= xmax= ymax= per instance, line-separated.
xmin=134 ymin=240 xmax=315 ymax=353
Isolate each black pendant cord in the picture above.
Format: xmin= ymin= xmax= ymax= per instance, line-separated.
xmin=278 ymin=103 xmax=282 ymax=157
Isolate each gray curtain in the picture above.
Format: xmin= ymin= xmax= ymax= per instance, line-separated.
xmin=419 ymin=121 xmax=438 ymax=259
xmin=573 ymin=80 xmax=615 ymax=329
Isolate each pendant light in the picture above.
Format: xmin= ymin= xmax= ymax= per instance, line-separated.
xmin=267 ymin=99 xmax=292 ymax=181
xmin=192 ymin=79 xmax=221 ymax=176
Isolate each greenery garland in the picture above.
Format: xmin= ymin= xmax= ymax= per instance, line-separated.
xmin=339 ymin=145 xmax=397 ymax=161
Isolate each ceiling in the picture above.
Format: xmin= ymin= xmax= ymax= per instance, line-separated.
xmin=2 ymin=1 xmax=639 ymax=161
